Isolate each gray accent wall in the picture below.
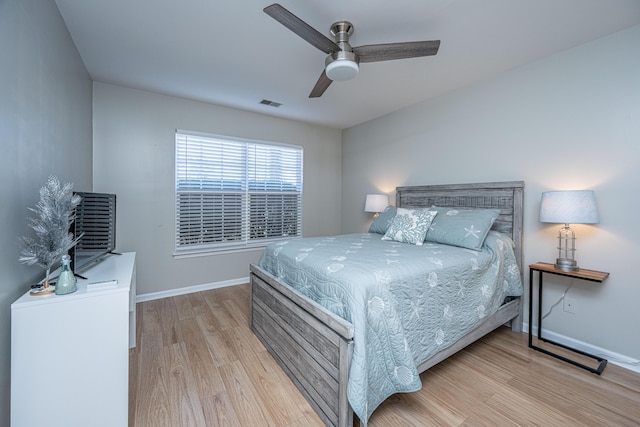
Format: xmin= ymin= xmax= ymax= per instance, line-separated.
xmin=342 ymin=25 xmax=640 ymax=364
xmin=0 ymin=0 xmax=93 ymax=424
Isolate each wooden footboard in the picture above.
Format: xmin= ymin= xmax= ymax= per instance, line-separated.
xmin=250 ymin=264 xmax=355 ymax=427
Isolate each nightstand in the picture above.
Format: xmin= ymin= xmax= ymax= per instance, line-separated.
xmin=528 ymin=262 xmax=609 ymax=374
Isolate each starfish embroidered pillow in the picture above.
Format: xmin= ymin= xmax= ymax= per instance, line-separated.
xmin=425 ymin=207 xmax=500 ymax=250
xmin=381 ymin=208 xmax=437 ymax=245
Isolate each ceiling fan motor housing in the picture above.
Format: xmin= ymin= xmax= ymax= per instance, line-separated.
xmin=325 ymin=21 xmax=359 ymax=81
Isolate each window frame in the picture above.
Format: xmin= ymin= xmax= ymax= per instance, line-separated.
xmin=174 ymin=129 xmax=303 ymax=256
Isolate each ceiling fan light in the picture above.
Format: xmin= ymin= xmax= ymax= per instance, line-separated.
xmin=326 ymin=59 xmax=359 ymax=81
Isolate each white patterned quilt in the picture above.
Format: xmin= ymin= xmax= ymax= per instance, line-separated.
xmin=258 ymin=231 xmax=522 ymax=424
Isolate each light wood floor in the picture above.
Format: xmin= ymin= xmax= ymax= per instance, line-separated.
xmin=129 ymin=284 xmax=640 ymax=426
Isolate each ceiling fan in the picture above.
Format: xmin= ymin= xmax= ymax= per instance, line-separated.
xmin=264 ymin=3 xmax=440 ymax=98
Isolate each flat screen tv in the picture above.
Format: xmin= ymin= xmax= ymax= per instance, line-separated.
xmin=69 ymin=192 xmax=117 ymax=276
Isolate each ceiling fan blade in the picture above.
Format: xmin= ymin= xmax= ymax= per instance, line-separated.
xmin=353 ymin=40 xmax=440 ymax=63
xmin=264 ymin=4 xmax=340 ymax=54
xmin=309 ymin=70 xmax=332 ymax=98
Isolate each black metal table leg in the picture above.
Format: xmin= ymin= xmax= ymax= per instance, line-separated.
xmin=528 ymin=267 xmax=608 ymax=375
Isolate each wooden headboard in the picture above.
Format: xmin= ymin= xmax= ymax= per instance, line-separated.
xmin=396 ymin=181 xmax=524 ymax=273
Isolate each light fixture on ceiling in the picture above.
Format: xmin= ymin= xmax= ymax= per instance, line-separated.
xmin=324 ymin=21 xmax=359 ymax=82
xmin=325 ymin=51 xmax=359 ymax=81
xmin=539 ymin=190 xmax=600 ymax=271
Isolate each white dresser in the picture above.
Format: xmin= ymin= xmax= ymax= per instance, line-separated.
xmin=11 ymin=252 xmax=136 ymax=427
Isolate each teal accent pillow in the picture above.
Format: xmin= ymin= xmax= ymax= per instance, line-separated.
xmin=425 ymin=206 xmax=500 ymax=250
xmin=369 ymin=205 xmax=397 ymax=234
xmin=382 ymin=208 xmax=438 ymax=245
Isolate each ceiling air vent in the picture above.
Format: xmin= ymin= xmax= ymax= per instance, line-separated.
xmin=260 ymin=99 xmax=282 ymax=108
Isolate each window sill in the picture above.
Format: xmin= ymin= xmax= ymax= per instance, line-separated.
xmin=173 ymin=245 xmax=268 ymax=259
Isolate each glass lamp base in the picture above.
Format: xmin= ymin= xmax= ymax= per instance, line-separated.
xmin=555 ymin=258 xmax=579 ymax=271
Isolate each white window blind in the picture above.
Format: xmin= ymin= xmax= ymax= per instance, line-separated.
xmin=175 ymin=130 xmax=303 ymax=253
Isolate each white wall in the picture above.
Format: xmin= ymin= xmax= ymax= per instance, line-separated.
xmin=93 ymin=83 xmax=342 ymax=297
xmin=342 ymin=26 xmax=640 ymax=363
xmin=0 ymin=0 xmax=93 ymax=423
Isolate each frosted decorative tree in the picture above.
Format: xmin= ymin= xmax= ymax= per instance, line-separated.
xmin=19 ymin=176 xmax=82 ymax=295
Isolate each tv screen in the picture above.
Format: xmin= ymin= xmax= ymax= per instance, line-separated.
xmin=70 ymin=192 xmax=117 ymax=276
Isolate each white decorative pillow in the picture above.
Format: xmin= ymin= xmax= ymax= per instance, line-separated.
xmin=382 ymin=208 xmax=438 ymax=245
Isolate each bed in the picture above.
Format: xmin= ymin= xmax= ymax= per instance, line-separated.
xmin=249 ymin=181 xmax=524 ymax=427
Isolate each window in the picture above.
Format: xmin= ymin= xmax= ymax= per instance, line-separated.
xmin=175 ymin=130 xmax=303 ymax=254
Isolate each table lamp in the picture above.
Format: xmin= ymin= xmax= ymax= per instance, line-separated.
xmin=364 ymin=194 xmax=389 ymax=218
xmin=539 ymin=190 xmax=599 ymax=271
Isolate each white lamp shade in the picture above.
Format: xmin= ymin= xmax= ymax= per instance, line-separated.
xmin=539 ymin=190 xmax=599 ymax=224
xmin=364 ymin=194 xmax=389 ymax=213
xmin=326 ymin=59 xmax=359 ymax=81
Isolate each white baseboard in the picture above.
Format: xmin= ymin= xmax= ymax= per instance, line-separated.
xmin=523 ymin=322 xmax=640 ymax=374
xmin=135 ymin=277 xmax=249 ymax=303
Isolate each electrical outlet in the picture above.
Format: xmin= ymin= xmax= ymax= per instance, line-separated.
xmin=563 ymin=297 xmax=577 ymax=314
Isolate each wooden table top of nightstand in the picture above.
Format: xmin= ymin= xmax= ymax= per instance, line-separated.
xmin=529 ymin=262 xmax=609 ymax=283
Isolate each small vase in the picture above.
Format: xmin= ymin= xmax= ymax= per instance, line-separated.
xmin=56 ymin=254 xmax=77 ymax=295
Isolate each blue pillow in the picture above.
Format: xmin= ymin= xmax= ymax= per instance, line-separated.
xmin=425 ymin=206 xmax=500 ymax=250
xmin=369 ymin=205 xmax=397 ymax=234
xmin=382 ymin=208 xmax=438 ymax=245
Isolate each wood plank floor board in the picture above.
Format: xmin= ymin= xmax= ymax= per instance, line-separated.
xmin=222 ymin=322 xmax=267 ymax=367
xmin=130 ymin=284 xmax=640 ymax=426
xmin=223 ymin=295 xmax=250 ymax=327
xmin=371 ymin=341 xmax=515 ymax=425
xmin=218 ymin=359 xmax=279 ymax=426
xmin=429 ymin=352 xmax=510 ymax=402
xmin=483 ymin=387 xmax=580 ymax=426
xmin=155 ymin=295 xmax=182 ymax=347
xmin=163 ymin=341 xmax=209 ymax=426
xmin=201 ymin=393 xmax=242 ymax=427
xmin=188 ymin=291 xmax=211 ymax=316
xmin=202 ymin=289 xmax=240 ymax=331
xmin=508 ymin=368 xmax=640 ymax=425
xmin=238 ymin=346 xmax=310 ymax=426
xmin=606 ymin=364 xmax=640 ymax=394
xmin=179 ymin=316 xmax=226 ymax=397
xmin=462 ymin=339 xmax=531 ymax=381
xmin=195 ymin=304 xmax=245 ymax=368
xmin=174 ymin=293 xmax=197 ymax=321
xmin=140 ymin=298 xmax=169 ymax=347
xmin=134 ymin=346 xmax=173 ymax=426
xmin=419 ymin=385 xmax=478 ymax=426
